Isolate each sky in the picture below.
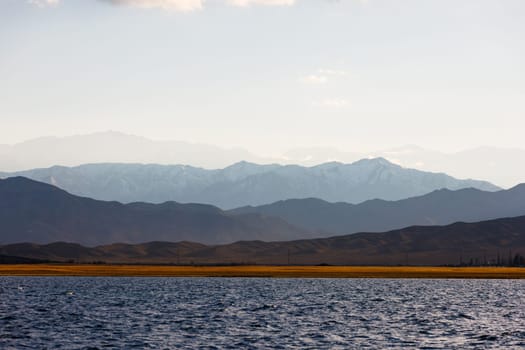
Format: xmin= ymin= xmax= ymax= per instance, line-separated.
xmin=1 ymin=0 xmax=524 ymax=155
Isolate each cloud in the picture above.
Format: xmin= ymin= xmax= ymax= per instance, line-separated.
xmin=385 ymin=157 xmax=402 ymax=165
xmin=300 ymin=75 xmax=328 ymax=85
xmin=314 ymin=98 xmax=349 ymax=108
xmin=318 ymin=68 xmax=347 ymax=76
xmin=103 ymin=0 xmax=295 ymax=11
xmin=28 ymin=0 xmax=60 ymax=7
xmin=227 ymin=0 xmax=295 ymax=7
xmin=300 ymin=68 xmax=348 ymax=85
xmin=102 ymin=0 xmax=204 ymax=12
xmin=29 ymin=0 xmax=297 ymax=12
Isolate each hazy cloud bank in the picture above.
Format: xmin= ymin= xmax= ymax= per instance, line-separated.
xmin=27 ymin=0 xmax=60 ymax=7
xmin=28 ymin=0 xmax=297 ymax=11
xmin=105 ymin=0 xmax=296 ymax=10
xmin=101 ymin=0 xmax=203 ymax=11
xmin=227 ymin=0 xmax=295 ymax=7
xmin=314 ymin=98 xmax=349 ymax=108
xmin=300 ymin=68 xmax=348 ymax=84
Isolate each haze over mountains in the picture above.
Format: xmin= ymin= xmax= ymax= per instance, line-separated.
xmin=0 ymin=131 xmax=270 ymax=171
xmin=1 ymin=131 xmax=525 ymax=188
xmin=0 ymin=158 xmax=499 ymax=209
xmin=0 ymin=177 xmax=312 ymax=246
xmin=1 ymin=132 xmax=524 ymax=265
xmin=231 ymin=185 xmax=525 ymax=235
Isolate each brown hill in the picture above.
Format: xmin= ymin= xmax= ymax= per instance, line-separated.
xmin=2 ymin=215 xmax=525 ymax=266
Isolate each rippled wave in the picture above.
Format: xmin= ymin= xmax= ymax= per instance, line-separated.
xmin=1 ymin=277 xmax=525 ymax=348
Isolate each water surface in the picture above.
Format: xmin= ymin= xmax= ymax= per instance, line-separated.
xmin=1 ymin=277 xmax=524 ymax=349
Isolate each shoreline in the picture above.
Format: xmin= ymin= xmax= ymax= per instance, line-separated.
xmin=1 ymin=264 xmax=525 ymax=278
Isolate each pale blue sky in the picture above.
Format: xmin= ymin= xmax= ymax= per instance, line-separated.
xmin=1 ymin=0 xmax=524 ymax=154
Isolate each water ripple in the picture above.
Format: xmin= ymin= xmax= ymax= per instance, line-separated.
xmin=1 ymin=277 xmax=525 ymax=348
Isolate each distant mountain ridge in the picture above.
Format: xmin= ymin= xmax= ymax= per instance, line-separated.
xmin=2 ymin=131 xmax=525 ymax=188
xmin=0 ymin=131 xmax=270 ymax=171
xmin=2 ymin=215 xmax=525 ymax=266
xmin=230 ymin=184 xmax=525 ymax=234
xmin=284 ymin=145 xmax=525 ymax=188
xmin=0 ymin=131 xmax=525 ymax=188
xmin=0 ymin=158 xmax=500 ymax=209
xmin=0 ymin=177 xmax=312 ymax=246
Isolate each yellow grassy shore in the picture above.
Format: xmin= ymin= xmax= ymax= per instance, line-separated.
xmin=1 ymin=265 xmax=525 ymax=278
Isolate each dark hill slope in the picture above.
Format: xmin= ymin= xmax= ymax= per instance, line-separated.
xmin=230 ymin=185 xmax=525 ymax=235
xmin=0 ymin=177 xmax=312 ymax=245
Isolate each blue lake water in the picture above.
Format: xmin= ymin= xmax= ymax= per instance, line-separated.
xmin=1 ymin=277 xmax=525 ymax=349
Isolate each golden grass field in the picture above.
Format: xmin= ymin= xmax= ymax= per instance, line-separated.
xmin=1 ymin=264 xmax=525 ymax=278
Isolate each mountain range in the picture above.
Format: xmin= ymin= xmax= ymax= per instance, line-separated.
xmin=0 ymin=158 xmax=499 ymax=209
xmin=231 ymin=184 xmax=525 ymax=234
xmin=1 ymin=175 xmax=524 ymax=247
xmin=0 ymin=131 xmax=270 ymax=172
xmin=1 ymin=176 xmax=525 ymax=265
xmin=0 ymin=177 xmax=312 ymax=246
xmin=2 ymin=131 xmax=525 ymax=188
xmin=2 ymin=214 xmax=525 ymax=266
xmin=285 ymin=145 xmax=525 ymax=189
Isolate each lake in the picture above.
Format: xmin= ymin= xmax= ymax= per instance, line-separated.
xmin=1 ymin=277 xmax=524 ymax=349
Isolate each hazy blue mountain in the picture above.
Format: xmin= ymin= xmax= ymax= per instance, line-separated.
xmin=3 ymin=132 xmax=524 ymax=189
xmin=0 ymin=131 xmax=272 ymax=171
xmin=0 ymin=158 xmax=500 ymax=209
xmin=0 ymin=177 xmax=312 ymax=246
xmin=284 ymin=145 xmax=525 ymax=188
xmin=231 ymin=184 xmax=525 ymax=235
